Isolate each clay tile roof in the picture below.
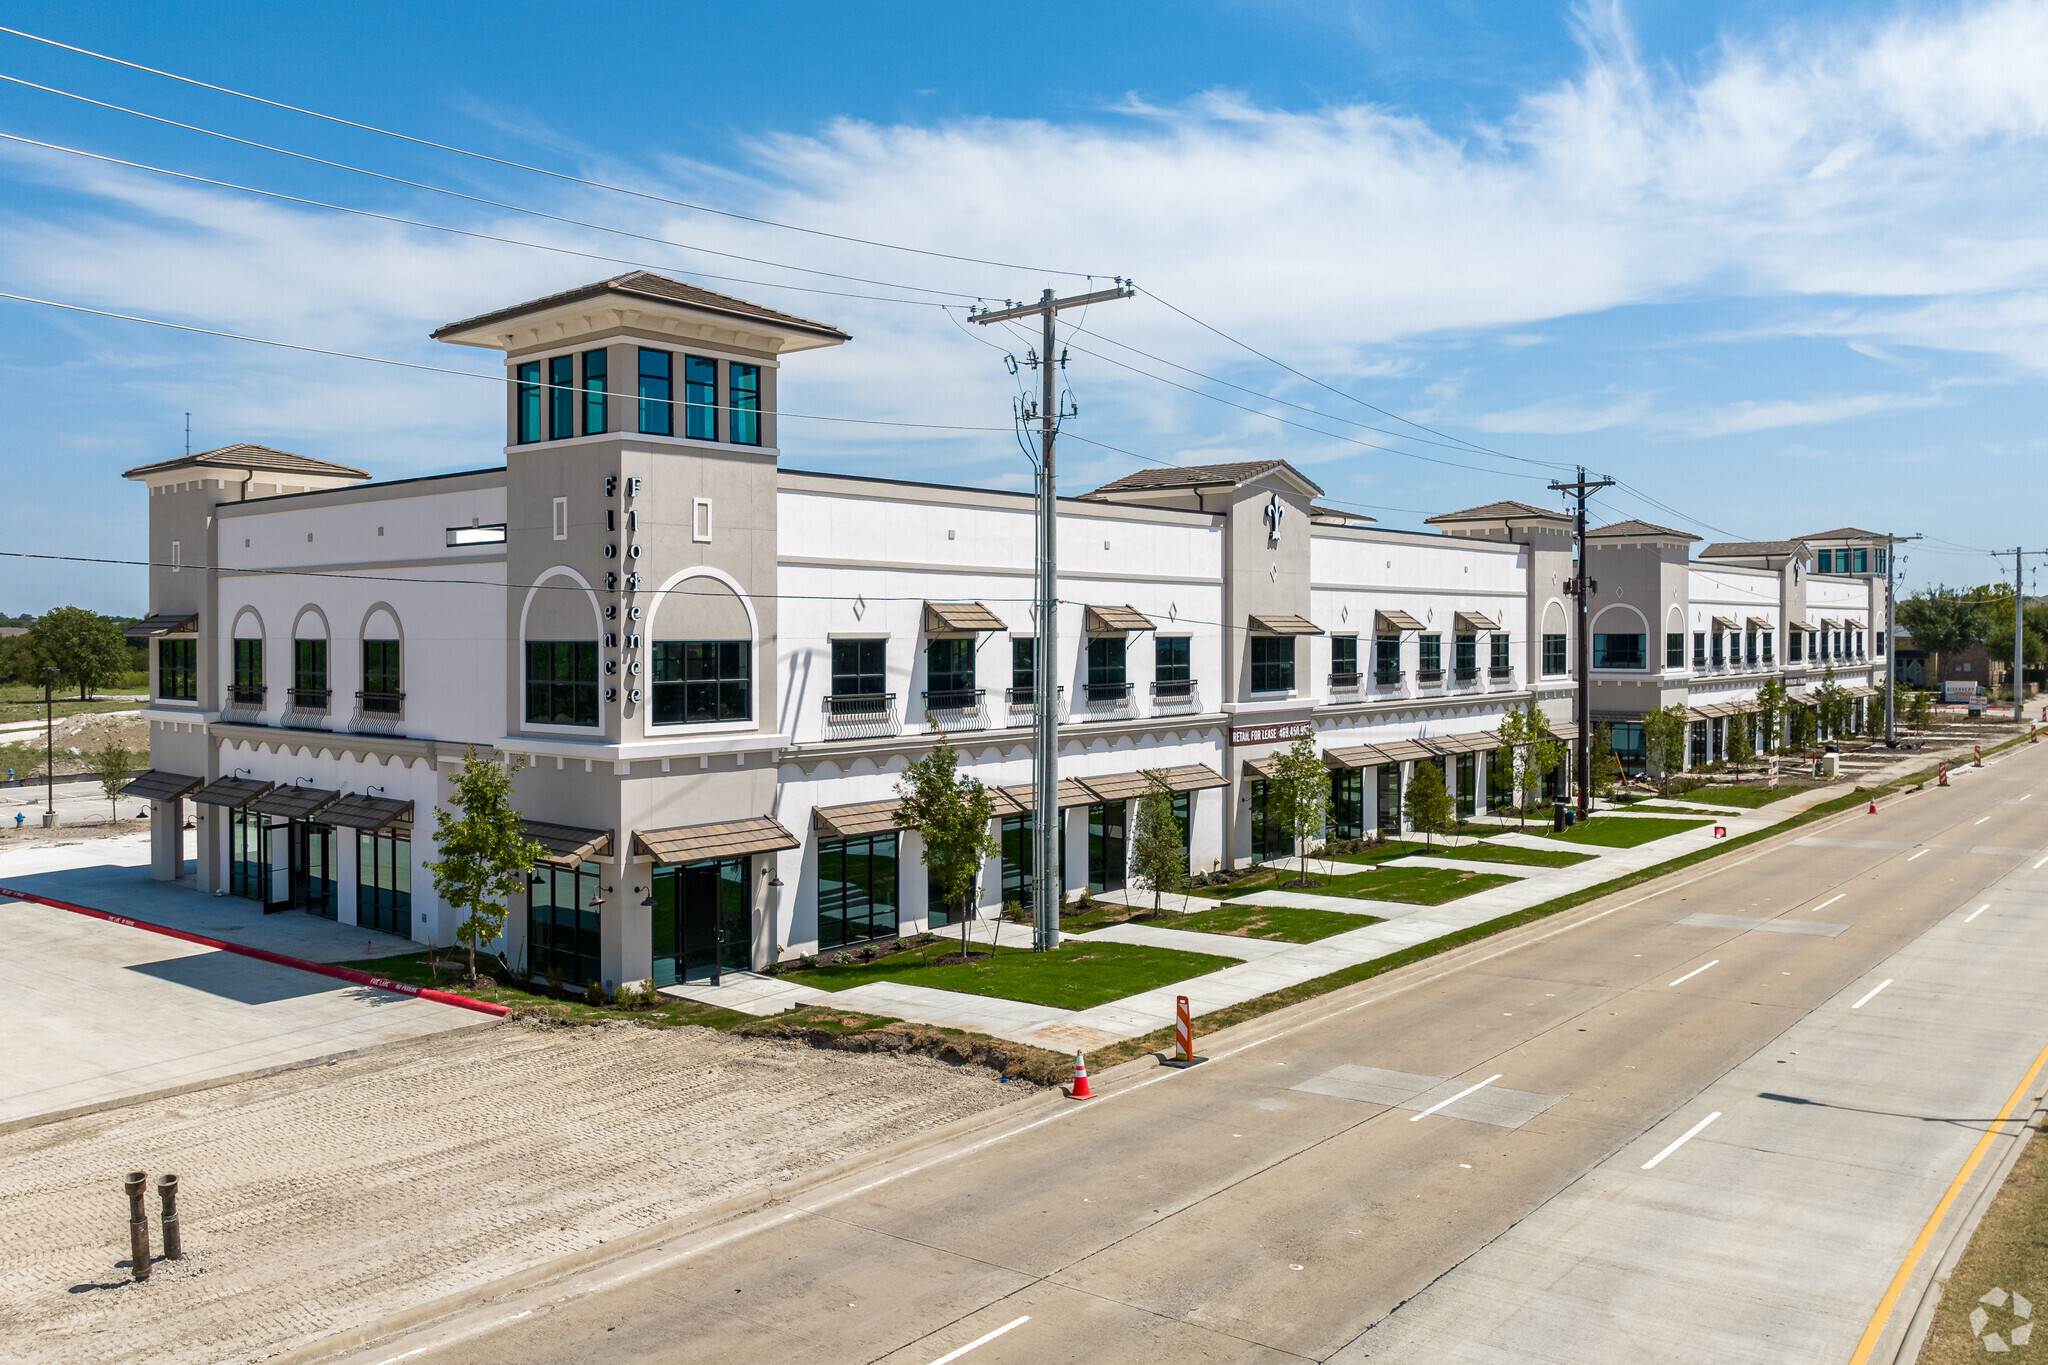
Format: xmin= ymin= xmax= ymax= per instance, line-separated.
xmin=1424 ymin=499 xmax=1570 ymax=525
xmin=1081 ymin=459 xmax=1323 ymax=498
xmin=1589 ymin=519 xmax=1698 ymax=541
xmin=1699 ymin=540 xmax=1810 ymax=559
xmin=1799 ymin=527 xmax=1886 ymax=541
xmin=431 ymin=271 xmax=849 ymax=342
xmin=122 ymin=443 xmax=368 ymax=481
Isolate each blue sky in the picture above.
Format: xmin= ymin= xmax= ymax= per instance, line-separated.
xmin=4 ymin=0 xmax=2046 ymax=613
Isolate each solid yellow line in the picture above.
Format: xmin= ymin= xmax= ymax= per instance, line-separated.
xmin=1847 ymin=1037 xmax=2048 ymax=1363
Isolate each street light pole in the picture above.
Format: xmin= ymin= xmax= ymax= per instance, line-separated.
xmin=42 ymin=664 xmax=56 ymax=828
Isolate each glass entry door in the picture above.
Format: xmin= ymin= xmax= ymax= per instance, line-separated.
xmin=1376 ymin=764 xmax=1402 ymax=835
xmin=652 ymin=856 xmax=750 ymax=986
xmin=1088 ymin=802 xmax=1126 ymax=893
xmin=261 ymin=815 xmax=292 ymax=913
xmin=293 ymin=819 xmax=336 ymax=919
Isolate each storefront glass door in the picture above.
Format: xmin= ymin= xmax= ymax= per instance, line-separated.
xmin=652 ymin=856 xmax=750 ymax=986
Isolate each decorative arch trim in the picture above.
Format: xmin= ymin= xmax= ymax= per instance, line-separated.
xmin=291 ymin=604 xmax=331 ymax=642
xmin=360 ymin=600 xmax=405 ymax=643
xmin=230 ymin=606 xmax=265 ymax=641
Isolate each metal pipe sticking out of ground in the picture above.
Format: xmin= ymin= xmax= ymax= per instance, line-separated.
xmin=125 ymin=1171 xmax=150 ymax=1280
xmin=157 ymin=1174 xmax=181 ymax=1260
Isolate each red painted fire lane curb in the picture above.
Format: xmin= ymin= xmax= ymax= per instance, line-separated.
xmin=0 ymin=887 xmax=511 ymax=1017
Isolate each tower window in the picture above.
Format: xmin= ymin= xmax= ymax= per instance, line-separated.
xmin=638 ymin=348 xmax=672 ymax=436
xmin=685 ymin=355 xmax=717 ymax=441
xmin=548 ymin=354 xmax=574 ymax=440
xmin=730 ymin=363 xmax=761 ymax=446
xmin=516 ymin=362 xmax=542 ymax=443
xmin=582 ymin=349 xmax=608 ymax=435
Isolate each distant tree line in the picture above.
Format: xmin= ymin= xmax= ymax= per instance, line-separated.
xmin=0 ymin=607 xmax=145 ymax=698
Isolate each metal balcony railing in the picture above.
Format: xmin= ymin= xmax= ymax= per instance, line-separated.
xmin=824 ymin=691 xmax=893 ymax=718
xmin=1454 ymin=666 xmax=1479 ymax=682
xmin=1151 ymin=679 xmax=1194 ymax=699
xmin=357 ymin=689 xmax=405 ymax=715
xmin=1416 ymin=668 xmax=1444 ymax=684
xmin=1328 ymin=670 xmax=1362 ymax=688
xmin=1489 ymin=665 xmax=1512 ymax=679
xmin=921 ymin=687 xmax=983 ymax=712
xmin=1084 ymin=681 xmax=1132 ymax=703
xmin=1374 ymin=668 xmax=1403 ymax=687
xmin=287 ymin=686 xmax=331 ymax=710
xmin=228 ymin=684 xmax=265 ymax=707
xmin=1005 ymin=684 xmax=1063 ymax=707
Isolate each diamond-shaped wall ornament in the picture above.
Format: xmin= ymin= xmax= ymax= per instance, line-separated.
xmin=1169 ymin=602 xmax=1178 ymax=621
xmin=852 ymin=594 xmax=867 ymax=621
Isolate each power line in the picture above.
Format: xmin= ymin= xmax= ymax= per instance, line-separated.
xmin=0 ymin=290 xmax=1013 ymax=435
xmin=0 ymin=22 xmax=1104 ymax=280
xmin=0 ymin=74 xmax=981 ymax=301
xmin=0 ymin=129 xmax=959 ymax=310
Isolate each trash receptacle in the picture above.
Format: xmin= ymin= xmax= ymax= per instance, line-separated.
xmin=1565 ymin=807 xmax=1579 ymax=827
xmin=1553 ymin=804 xmax=1567 ymax=832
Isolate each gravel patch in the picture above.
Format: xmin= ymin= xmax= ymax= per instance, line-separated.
xmin=0 ymin=1019 xmax=1025 ymax=1363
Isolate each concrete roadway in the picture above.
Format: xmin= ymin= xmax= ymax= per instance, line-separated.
xmin=358 ymin=746 xmax=2048 ymax=1365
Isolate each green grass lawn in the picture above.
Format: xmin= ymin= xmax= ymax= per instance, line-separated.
xmin=779 ymin=937 xmax=1235 ymax=1010
xmin=1189 ymin=862 xmax=1518 ymax=906
xmin=1404 ymin=841 xmax=1595 ymax=869
xmin=1547 ymin=815 xmax=1712 ymax=847
xmin=1063 ymin=902 xmax=1381 ymax=943
xmin=1678 ymin=782 xmax=1815 ymax=809
xmin=0 ymin=691 xmax=150 ymax=725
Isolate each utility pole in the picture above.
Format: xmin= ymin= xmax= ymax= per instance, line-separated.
xmin=974 ymin=282 xmax=1132 ymax=951
xmin=1882 ymin=533 xmax=1921 ymax=747
xmin=42 ymin=665 xmax=56 ymax=828
xmin=1549 ymin=466 xmax=1614 ymax=820
xmin=2001 ymin=547 xmax=2048 ymax=723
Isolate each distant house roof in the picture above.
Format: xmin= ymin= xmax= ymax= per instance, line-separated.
xmin=1308 ymin=503 xmax=1376 ymax=525
xmin=1424 ymin=499 xmax=1570 ymax=526
xmin=122 ymin=443 xmax=368 ymax=482
xmin=1082 ymin=459 xmax=1323 ymax=499
xmin=431 ymin=270 xmax=850 ymax=343
xmin=1800 ymin=527 xmax=1887 ymax=541
xmin=1699 ymin=540 xmax=1811 ymax=560
xmin=1588 ymin=519 xmax=1698 ymax=541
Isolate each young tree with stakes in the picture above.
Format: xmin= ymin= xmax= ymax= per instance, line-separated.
xmin=1814 ymin=667 xmax=1853 ymax=740
xmin=1727 ymin=712 xmax=1754 ymax=769
xmin=89 ymin=742 xmax=140 ymax=825
xmin=1755 ymin=676 xmax=1789 ymax=756
xmin=1267 ymin=732 xmax=1330 ymax=886
xmin=1494 ymin=701 xmax=1564 ymax=828
xmin=1404 ymin=759 xmax=1455 ymax=848
xmin=425 ymin=746 xmax=545 ymax=982
xmin=894 ymin=728 xmax=1001 ymax=958
xmin=1641 ymin=705 xmax=1688 ymax=796
xmin=1127 ymin=770 xmax=1188 ymax=915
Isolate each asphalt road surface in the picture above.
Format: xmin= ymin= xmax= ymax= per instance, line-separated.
xmin=354 ymin=746 xmax=2048 ymax=1365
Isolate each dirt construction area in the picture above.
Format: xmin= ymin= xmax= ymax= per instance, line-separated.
xmin=0 ymin=1020 xmax=1026 ymax=1364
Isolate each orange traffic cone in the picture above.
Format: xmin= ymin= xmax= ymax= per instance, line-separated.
xmin=1867 ymin=799 xmax=1877 ymax=814
xmin=1071 ymin=1051 xmax=1094 ymax=1100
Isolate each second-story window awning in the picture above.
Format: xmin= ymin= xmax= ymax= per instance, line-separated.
xmin=1787 ymin=619 xmax=1819 ymax=632
xmin=1247 ymin=615 xmax=1324 ymax=636
xmin=248 ymin=785 xmax=342 ymax=821
xmin=521 ymin=820 xmax=615 ymax=868
xmin=1374 ymin=609 xmax=1425 ymax=633
xmin=1084 ymin=604 xmax=1157 ymax=635
xmin=125 ymin=612 xmax=198 ymax=639
xmin=1746 ymin=617 xmax=1773 ymax=632
xmin=1820 ymin=618 xmax=1844 ymax=631
xmin=1710 ymin=615 xmax=1741 ymax=632
xmin=922 ymin=602 xmax=1007 ymax=635
xmin=632 ymin=815 xmax=800 ymax=866
xmin=120 ymin=769 xmax=204 ymax=802
xmin=1453 ymin=611 xmax=1499 ymax=632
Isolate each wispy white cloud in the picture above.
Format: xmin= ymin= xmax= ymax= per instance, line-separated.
xmin=1676 ymin=391 xmax=1942 ymax=437
xmin=1476 ymin=390 xmax=1653 ymax=434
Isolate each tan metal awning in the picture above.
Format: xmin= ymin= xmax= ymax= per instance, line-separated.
xmin=522 ymin=820 xmax=615 ymax=867
xmin=248 ymin=785 xmax=341 ymax=821
xmin=1711 ymin=616 xmax=1740 ymax=632
xmin=1746 ymin=617 xmax=1773 ymax=632
xmin=1454 ymin=610 xmax=1500 ymax=633
xmin=923 ymin=601 xmax=1007 ymax=634
xmin=1326 ymin=743 xmax=1392 ymax=768
xmin=1073 ymin=771 xmax=1163 ymax=803
xmin=1788 ymin=620 xmax=1818 ymax=632
xmin=633 ymin=816 xmax=800 ymax=866
xmin=1084 ymin=604 xmax=1157 ymax=634
xmin=1154 ymin=764 xmax=1229 ymax=793
xmin=1248 ymin=614 xmax=1324 ymax=636
xmin=998 ymin=779 xmax=1096 ymax=813
xmin=1241 ymin=755 xmax=1284 ymax=781
xmin=1372 ymin=739 xmax=1438 ymax=763
xmin=1821 ymin=618 xmax=1842 ymax=631
xmin=323 ymin=794 xmax=415 ymax=831
xmin=1685 ymin=708 xmax=1709 ymax=722
xmin=1550 ymin=721 xmax=1582 ymax=741
xmin=1375 ymin=609 xmax=1425 ymax=633
xmin=120 ymin=769 xmax=203 ymax=802
xmin=1422 ymin=732 xmax=1498 ymax=755
xmin=811 ymin=798 xmax=905 ymax=839
xmin=124 ymin=612 xmax=197 ymax=639
xmin=190 ymin=776 xmax=274 ymax=809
